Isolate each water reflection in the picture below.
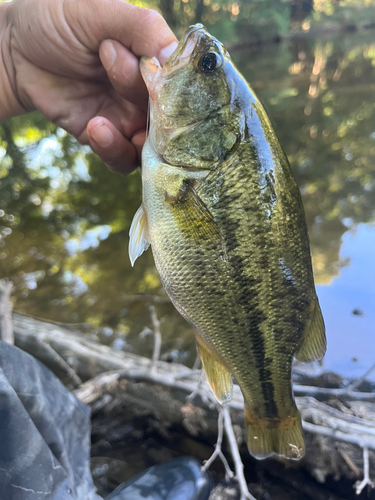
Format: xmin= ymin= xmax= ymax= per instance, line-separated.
xmin=317 ymin=224 xmax=375 ymax=380
xmin=238 ymin=35 xmax=375 ymax=286
xmin=0 ymin=27 xmax=374 ymax=378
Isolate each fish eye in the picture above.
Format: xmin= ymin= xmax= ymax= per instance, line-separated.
xmin=197 ymin=52 xmax=221 ymax=73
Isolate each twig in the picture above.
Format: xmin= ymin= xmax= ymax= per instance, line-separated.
xmin=138 ymin=305 xmax=162 ymax=372
xmin=298 ymin=396 xmax=375 ymax=430
xmin=187 ymin=370 xmax=204 ymax=401
xmin=192 ymin=353 xmax=201 ymax=370
xmin=355 ymin=448 xmax=374 ymax=495
xmin=173 ymin=352 xmax=201 ymax=380
xmin=302 ymin=421 xmax=375 ymax=451
xmin=149 ymin=305 xmax=162 ymax=371
xmin=174 ymin=368 xmax=201 ymax=380
xmin=294 ymin=384 xmax=375 ymax=402
xmin=339 ymin=450 xmax=360 ymax=477
xmin=345 ymin=362 xmax=375 ymax=392
xmin=121 ymin=294 xmax=170 ymax=304
xmin=75 ymin=372 xmax=120 ymax=404
xmin=139 ymin=327 xmax=153 ymax=339
xmin=37 ymin=339 xmax=82 ymax=387
xmin=202 ymin=407 xmax=234 ymax=481
xmin=300 ymin=408 xmax=375 ymax=439
xmin=222 ymin=405 xmax=255 ymax=500
xmin=187 ymin=371 xmax=214 ymax=408
xmin=0 ymin=279 xmax=14 ymax=344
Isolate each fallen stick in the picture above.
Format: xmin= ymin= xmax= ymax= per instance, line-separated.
xmin=222 ymin=406 xmax=255 ymax=500
xmin=0 ymin=280 xmax=14 ymax=344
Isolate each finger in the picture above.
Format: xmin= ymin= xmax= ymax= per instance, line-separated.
xmin=86 ymin=116 xmax=139 ymax=174
xmin=87 ymin=96 xmax=147 ymax=143
xmin=69 ymin=0 xmax=178 ymax=63
xmin=132 ymin=129 xmax=147 ymax=163
xmin=99 ymin=40 xmax=148 ymax=111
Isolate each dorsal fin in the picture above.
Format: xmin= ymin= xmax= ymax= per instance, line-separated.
xmin=295 ymin=299 xmax=326 ymax=363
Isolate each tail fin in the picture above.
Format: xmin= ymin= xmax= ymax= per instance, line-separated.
xmin=244 ymin=404 xmax=305 ymax=460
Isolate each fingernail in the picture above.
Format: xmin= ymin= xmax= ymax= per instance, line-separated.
xmin=101 ymin=40 xmax=117 ymax=72
xmin=90 ymin=122 xmax=114 ymax=148
xmin=158 ymin=41 xmax=178 ymax=66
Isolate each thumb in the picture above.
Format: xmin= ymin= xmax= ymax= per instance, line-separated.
xmin=65 ymin=0 xmax=177 ymax=62
xmin=99 ymin=38 xmax=178 ymax=111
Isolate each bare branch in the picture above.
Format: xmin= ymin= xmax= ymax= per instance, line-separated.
xmin=294 ymin=384 xmax=375 ymax=402
xmin=345 ymin=362 xmax=375 ymax=392
xmin=149 ymin=305 xmax=162 ymax=370
xmin=36 ymin=339 xmax=82 ymax=387
xmin=0 ymin=279 xmax=14 ymax=344
xmin=339 ymin=450 xmax=360 ymax=477
xmin=298 ymin=396 xmax=375 ymax=430
xmin=139 ymin=327 xmax=153 ymax=339
xmin=75 ymin=371 xmax=120 ymax=404
xmin=202 ymin=408 xmax=234 ymax=481
xmin=355 ymin=448 xmax=374 ymax=495
xmin=121 ymin=294 xmax=170 ymax=304
xmin=302 ymin=421 xmax=375 ymax=451
xmin=174 ymin=368 xmax=201 ymax=380
xmin=138 ymin=306 xmax=162 ymax=372
xmin=222 ymin=405 xmax=255 ymax=500
xmin=187 ymin=371 xmax=215 ymax=408
xmin=192 ymin=353 xmax=201 ymax=370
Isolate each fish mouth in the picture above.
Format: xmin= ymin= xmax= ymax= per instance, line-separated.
xmin=140 ymin=24 xmax=219 ymax=99
xmin=162 ymin=24 xmax=206 ymax=72
xmin=139 ymin=25 xmax=204 ymax=95
xmin=140 ymin=57 xmax=162 ymax=102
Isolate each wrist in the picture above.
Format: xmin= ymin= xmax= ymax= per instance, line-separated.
xmin=0 ymin=3 xmax=25 ymax=121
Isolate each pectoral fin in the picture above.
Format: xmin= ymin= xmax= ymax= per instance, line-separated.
xmin=129 ymin=204 xmax=150 ymax=267
xmin=196 ymin=335 xmax=232 ymax=404
xmin=295 ymin=299 xmax=326 ymax=363
xmin=168 ymin=179 xmax=222 ymax=243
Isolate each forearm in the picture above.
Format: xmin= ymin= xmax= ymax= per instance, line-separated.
xmin=0 ymin=3 xmax=25 ymax=121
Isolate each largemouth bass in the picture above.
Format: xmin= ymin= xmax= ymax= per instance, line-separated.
xmin=129 ymin=24 xmax=326 ymax=460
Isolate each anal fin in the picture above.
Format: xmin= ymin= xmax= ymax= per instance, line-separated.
xmin=129 ymin=204 xmax=150 ymax=267
xmin=295 ymin=298 xmax=326 ymax=363
xmin=196 ymin=335 xmax=232 ymax=404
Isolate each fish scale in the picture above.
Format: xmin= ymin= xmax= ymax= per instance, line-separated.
xmin=130 ymin=24 xmax=326 ymax=460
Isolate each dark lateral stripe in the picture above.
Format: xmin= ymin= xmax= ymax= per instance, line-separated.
xmin=216 ymin=146 xmax=279 ymax=417
xmin=229 ymin=252 xmax=278 ymax=417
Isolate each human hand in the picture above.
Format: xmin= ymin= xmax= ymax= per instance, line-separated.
xmin=0 ymin=0 xmax=177 ymax=173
